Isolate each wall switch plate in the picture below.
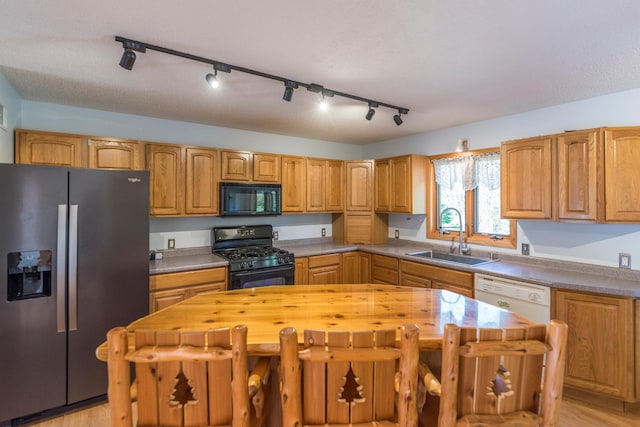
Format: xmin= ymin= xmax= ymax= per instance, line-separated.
xmin=273 ymin=231 xmax=278 ymax=240
xmin=619 ymin=253 xmax=631 ymax=269
xmin=521 ymin=243 xmax=530 ymax=255
xmin=168 ymin=238 xmax=175 ymax=249
xmin=321 ymin=228 xmax=326 ymax=237
xmin=395 ymin=229 xmax=400 ymax=239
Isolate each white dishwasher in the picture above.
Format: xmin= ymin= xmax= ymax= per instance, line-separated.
xmin=474 ymin=273 xmax=551 ymax=324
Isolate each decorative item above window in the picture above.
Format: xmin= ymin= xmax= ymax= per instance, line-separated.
xmin=432 ymin=152 xmax=500 ymax=192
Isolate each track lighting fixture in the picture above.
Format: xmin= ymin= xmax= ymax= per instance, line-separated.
xmin=283 ymin=80 xmax=298 ymax=102
xmin=393 ymin=108 xmax=409 ymax=126
xmin=117 ymin=39 xmax=146 ymax=70
xmin=206 ymin=71 xmax=219 ymax=88
xmin=366 ymin=102 xmax=378 ymax=121
xmin=115 ymin=36 xmax=410 ymax=125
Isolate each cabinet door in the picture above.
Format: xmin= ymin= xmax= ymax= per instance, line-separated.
xmin=16 ymin=130 xmax=84 ymax=167
xmin=306 ymin=158 xmax=326 ymax=211
xmin=253 ymin=153 xmax=281 ymax=182
xmin=325 ymin=160 xmax=344 ymax=211
xmin=553 ymin=289 xmax=634 ymax=399
xmin=374 ymin=159 xmax=391 ymax=212
xmin=501 ymin=136 xmax=553 ymax=219
xmin=346 ymin=160 xmax=373 ymax=211
xmin=390 ymin=156 xmax=412 ymax=212
xmin=294 ymin=257 xmax=308 ymax=285
xmin=282 ymin=156 xmax=306 ymax=212
xmin=557 ymin=130 xmax=600 ymax=221
xmin=87 ymin=138 xmax=144 ymax=170
xmin=221 ymin=150 xmax=252 ymax=181
xmin=149 ymin=288 xmax=189 ymax=312
xmin=146 ymin=144 xmax=185 ymax=216
xmin=399 ymin=260 xmax=432 ymax=288
xmin=342 ymin=251 xmax=371 ymax=284
xmin=604 ymin=127 xmax=640 ymax=222
xmin=185 ymin=147 xmax=219 ymax=215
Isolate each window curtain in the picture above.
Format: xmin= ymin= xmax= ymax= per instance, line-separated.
xmin=432 ymin=152 xmax=500 ymax=191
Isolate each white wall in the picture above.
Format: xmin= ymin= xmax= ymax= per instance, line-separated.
xmin=370 ymin=88 xmax=640 ymax=270
xmin=0 ymin=73 xmax=22 ymax=163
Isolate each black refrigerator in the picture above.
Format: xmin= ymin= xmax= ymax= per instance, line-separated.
xmin=0 ymin=164 xmax=149 ymax=423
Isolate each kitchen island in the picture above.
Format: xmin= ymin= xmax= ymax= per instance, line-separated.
xmin=97 ymin=284 xmax=532 ymax=360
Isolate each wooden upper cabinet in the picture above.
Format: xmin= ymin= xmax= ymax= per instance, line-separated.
xmin=306 ymin=158 xmax=344 ymax=212
xmin=146 ymin=143 xmax=185 ymax=216
xmin=346 ymin=160 xmax=373 ymax=211
xmin=557 ymin=130 xmax=600 ymax=221
xmin=15 ymin=129 xmax=85 ymax=167
xmin=253 ymin=153 xmax=281 ymax=182
xmin=374 ymin=155 xmax=427 ymax=214
xmin=87 ymin=137 xmax=144 ymax=170
xmin=603 ymin=127 xmax=640 ymax=222
xmin=500 ymin=136 xmax=554 ymax=219
xmin=221 ymin=150 xmax=252 ymax=181
xmin=306 ymin=158 xmax=326 ymax=212
xmin=282 ymin=155 xmax=306 ymax=212
xmin=185 ymin=147 xmax=219 ymax=215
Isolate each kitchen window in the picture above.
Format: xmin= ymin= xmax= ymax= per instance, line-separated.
xmin=427 ymin=149 xmax=516 ymax=248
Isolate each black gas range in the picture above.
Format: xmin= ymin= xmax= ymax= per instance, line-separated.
xmin=212 ymin=225 xmax=294 ymax=289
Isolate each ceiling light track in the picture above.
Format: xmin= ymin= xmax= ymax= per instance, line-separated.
xmin=115 ymin=35 xmax=409 ymax=125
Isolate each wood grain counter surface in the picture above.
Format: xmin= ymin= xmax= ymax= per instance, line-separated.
xmin=96 ymin=284 xmax=532 ymax=360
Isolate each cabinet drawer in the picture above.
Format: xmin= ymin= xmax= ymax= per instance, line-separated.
xmin=372 ymin=266 xmax=399 ymax=285
xmin=150 ymin=267 xmax=227 ymax=291
xmin=308 ymin=253 xmax=341 ymax=268
xmin=372 ymin=254 xmax=399 ymax=270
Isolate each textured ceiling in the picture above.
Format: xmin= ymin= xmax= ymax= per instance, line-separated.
xmin=1 ymin=0 xmax=640 ymax=145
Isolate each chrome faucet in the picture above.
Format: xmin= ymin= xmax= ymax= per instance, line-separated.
xmin=439 ymin=207 xmax=469 ymax=255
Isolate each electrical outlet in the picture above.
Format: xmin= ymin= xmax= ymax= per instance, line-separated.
xmin=321 ymin=228 xmax=326 ymax=237
xmin=273 ymin=231 xmax=278 ymax=241
xmin=394 ymin=229 xmax=399 ymax=239
xmin=619 ymin=253 xmax=631 ymax=269
xmin=521 ymin=243 xmax=530 ymax=255
xmin=168 ymin=238 xmax=175 ymax=249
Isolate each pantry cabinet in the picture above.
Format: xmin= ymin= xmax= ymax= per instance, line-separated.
xmin=149 ymin=267 xmax=227 ymax=312
xmin=374 ymin=154 xmax=428 ymax=214
xmin=553 ymin=289 xmax=635 ymax=401
xmin=281 ymin=155 xmax=306 ymax=212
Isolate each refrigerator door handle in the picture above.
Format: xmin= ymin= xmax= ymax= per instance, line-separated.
xmin=56 ymin=204 xmax=67 ymax=333
xmin=68 ymin=204 xmax=79 ymax=331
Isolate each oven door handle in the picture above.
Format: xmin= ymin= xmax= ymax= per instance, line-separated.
xmin=231 ymin=265 xmax=294 ymax=277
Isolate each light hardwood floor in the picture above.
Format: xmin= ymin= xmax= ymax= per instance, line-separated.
xmin=17 ymin=396 xmax=640 ymax=427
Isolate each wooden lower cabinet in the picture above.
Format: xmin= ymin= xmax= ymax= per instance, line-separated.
xmin=294 ymin=257 xmax=308 ymax=285
xmin=307 ymin=253 xmax=342 ymax=284
xmin=342 ymin=251 xmax=371 ymax=284
xmin=149 ymin=267 xmax=227 ymax=312
xmin=371 ymin=254 xmax=399 ymax=285
xmin=399 ymin=260 xmax=473 ymax=297
xmin=553 ymin=289 xmax=636 ymax=401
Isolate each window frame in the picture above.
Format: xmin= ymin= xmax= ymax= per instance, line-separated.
xmin=427 ymin=148 xmax=516 ymax=249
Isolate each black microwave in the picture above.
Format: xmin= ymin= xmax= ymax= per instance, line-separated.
xmin=220 ymin=182 xmax=282 ymax=216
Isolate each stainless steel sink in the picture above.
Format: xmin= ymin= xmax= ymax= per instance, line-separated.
xmin=406 ymin=250 xmax=495 ymax=266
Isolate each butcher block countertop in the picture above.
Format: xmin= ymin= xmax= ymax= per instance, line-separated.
xmin=97 ymin=284 xmax=533 ymax=360
xmin=149 ymin=239 xmax=640 ymax=298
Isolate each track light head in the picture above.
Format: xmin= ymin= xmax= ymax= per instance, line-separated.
xmin=206 ymin=71 xmax=219 ymax=88
xmin=366 ymin=102 xmax=378 ymax=121
xmin=393 ymin=108 xmax=409 ymax=126
xmin=119 ymin=49 xmax=136 ymax=70
xmin=283 ymin=80 xmax=298 ymax=102
xmin=117 ymin=38 xmax=146 ymax=70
